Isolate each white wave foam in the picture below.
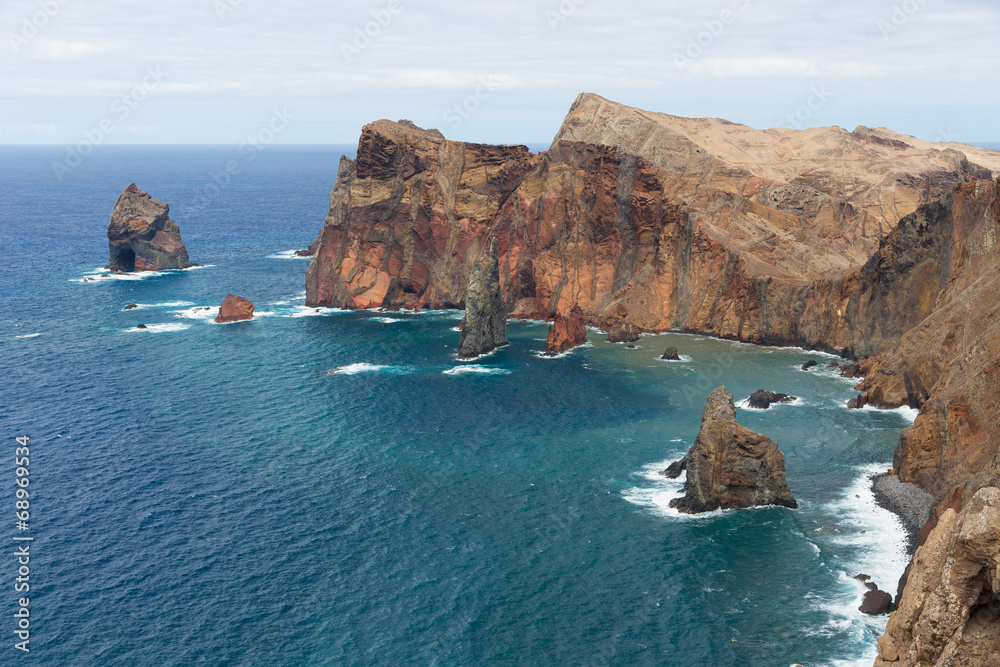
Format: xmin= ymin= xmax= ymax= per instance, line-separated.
xmin=267 ymin=249 xmax=312 ymax=260
xmin=735 ymin=396 xmax=804 ymax=411
xmin=455 ymin=345 xmax=509 ymax=362
xmin=442 ymin=365 xmax=511 ymax=375
xmin=328 ymin=363 xmax=410 ymax=375
xmin=288 ymin=306 xmax=346 ymax=318
xmin=126 ymin=301 xmax=196 ymax=310
xmin=72 ymin=265 xmax=211 ymax=283
xmin=172 ymin=306 xmax=219 ymax=321
xmin=533 ymin=341 xmax=593 ymax=359
xmin=656 ymin=354 xmax=693 ymax=363
xmin=804 ymin=463 xmax=908 ymax=652
xmin=125 ymin=323 xmax=190 ymax=333
xmin=621 ymin=457 xmax=722 ymax=522
xmin=13 ymin=333 xmax=41 ymax=340
xmin=851 ymin=404 xmax=920 ymax=423
xmin=372 ymin=317 xmax=402 ymax=324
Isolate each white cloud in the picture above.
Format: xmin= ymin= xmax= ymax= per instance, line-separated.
xmin=0 ymin=0 xmax=997 ymax=144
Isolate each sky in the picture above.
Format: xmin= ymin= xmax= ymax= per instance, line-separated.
xmin=2 ymin=0 xmax=998 ymax=146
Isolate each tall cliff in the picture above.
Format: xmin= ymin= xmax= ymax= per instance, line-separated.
xmin=305 ymin=93 xmax=1000 ymax=663
xmin=305 ymin=94 xmax=998 ymax=357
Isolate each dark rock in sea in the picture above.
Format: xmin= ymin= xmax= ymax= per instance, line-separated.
xmin=135 ymin=323 xmax=147 ymax=329
xmin=626 ymin=344 xmax=636 ymax=349
xmin=801 ymin=360 xmax=818 ymax=370
xmin=606 ymin=321 xmax=640 ymax=343
xmin=747 ymin=389 xmax=796 ymax=409
xmin=847 ymin=393 xmax=868 ymax=409
xmin=457 ymin=238 xmax=508 ymax=359
xmin=661 ymin=347 xmax=681 ymax=361
xmin=107 ymin=183 xmax=193 ymax=272
xmin=660 ymin=458 xmax=686 ymax=479
xmin=665 ymin=386 xmax=797 ymax=513
xmin=544 ymin=304 xmax=587 ymax=356
xmin=215 ymin=294 xmax=255 ymax=323
xmin=860 ymin=585 xmax=894 ymax=615
xmin=124 ymin=303 xmax=138 ymax=310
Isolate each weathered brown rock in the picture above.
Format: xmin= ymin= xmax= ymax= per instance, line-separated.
xmin=107 ymin=184 xmax=192 ymax=272
xmin=544 ymin=305 xmax=586 ymax=356
xmin=664 ymin=387 xmax=797 ymax=513
xmin=661 ymin=346 xmax=681 ymax=361
xmin=457 ymin=238 xmax=508 ymax=359
xmin=847 ymin=393 xmax=868 ymax=410
xmin=875 ymin=488 xmax=1000 ymax=666
xmin=124 ymin=303 xmax=138 ymax=310
xmin=215 ymin=294 xmax=255 ymax=323
xmin=606 ymin=321 xmax=641 ymax=343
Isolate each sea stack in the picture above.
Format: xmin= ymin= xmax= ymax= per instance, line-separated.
xmin=215 ymin=294 xmax=255 ymax=323
xmin=107 ymin=184 xmax=193 ymax=272
xmin=544 ymin=305 xmax=587 ymax=356
xmin=663 ymin=386 xmax=797 ymax=513
xmin=457 ymin=238 xmax=508 ymax=359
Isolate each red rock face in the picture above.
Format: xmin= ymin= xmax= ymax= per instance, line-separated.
xmin=215 ymin=294 xmax=255 ymax=323
xmin=545 ymin=304 xmax=587 ymax=355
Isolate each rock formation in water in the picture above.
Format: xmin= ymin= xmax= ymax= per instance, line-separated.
xmin=107 ymin=184 xmax=193 ymax=272
xmin=544 ymin=305 xmax=587 ymax=356
xmin=855 ymin=575 xmax=895 ymax=616
xmin=801 ymin=360 xmax=818 ymax=371
xmin=747 ymin=390 xmax=796 ymax=410
xmin=303 ymin=95 xmax=1000 ymax=658
xmin=606 ymin=321 xmax=641 ymax=343
xmin=457 ymin=238 xmax=508 ymax=359
xmin=661 ymin=347 xmax=681 ymax=361
xmin=215 ymin=294 xmax=255 ymax=323
xmin=662 ymin=386 xmax=797 ymax=513
xmin=875 ymin=487 xmax=1000 ymax=666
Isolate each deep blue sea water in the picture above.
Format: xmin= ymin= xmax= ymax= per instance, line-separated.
xmin=0 ymin=146 xmax=921 ymax=666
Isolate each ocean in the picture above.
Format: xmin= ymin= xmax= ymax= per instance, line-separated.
xmin=0 ymin=145 xmax=919 ymax=666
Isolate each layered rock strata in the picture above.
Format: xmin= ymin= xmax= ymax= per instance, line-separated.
xmin=108 ymin=184 xmax=192 ymax=272
xmin=662 ymin=386 xmax=797 ymax=513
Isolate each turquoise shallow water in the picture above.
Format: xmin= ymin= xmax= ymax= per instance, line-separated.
xmin=0 ymin=146 xmax=917 ymax=665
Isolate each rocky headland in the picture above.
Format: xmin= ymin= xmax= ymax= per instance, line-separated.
xmin=108 ymin=184 xmax=193 ymax=272
xmin=303 ymin=94 xmax=1000 ymax=660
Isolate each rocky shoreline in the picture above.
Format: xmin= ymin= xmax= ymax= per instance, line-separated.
xmin=869 ymin=472 xmax=935 ymax=553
